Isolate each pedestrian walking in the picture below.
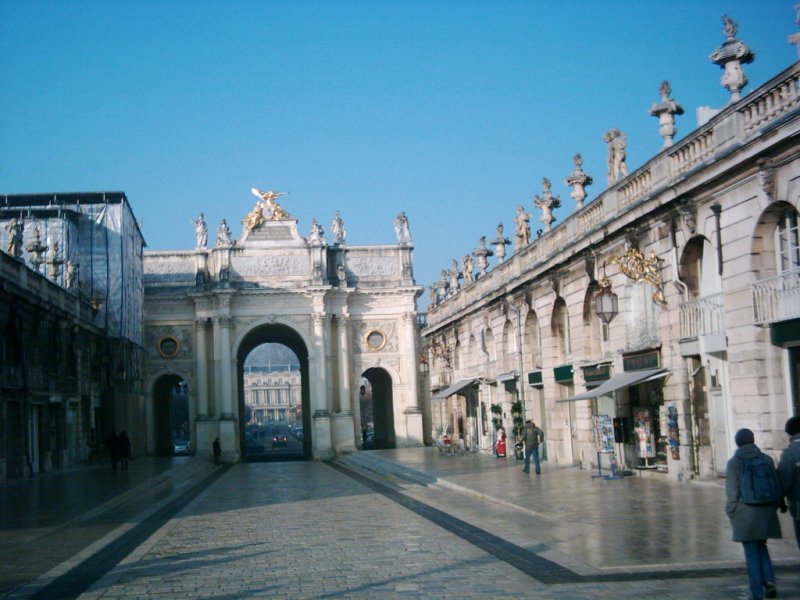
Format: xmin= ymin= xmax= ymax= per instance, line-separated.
xmin=725 ymin=428 xmax=782 ymax=600
xmin=522 ymin=420 xmax=544 ymax=474
xmin=213 ymin=437 xmax=222 ymax=465
xmin=778 ymin=415 xmax=800 ymax=551
xmin=118 ymin=431 xmax=132 ymax=472
xmin=105 ymin=430 xmax=119 ymax=471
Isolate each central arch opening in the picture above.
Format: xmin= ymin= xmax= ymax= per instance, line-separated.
xmin=237 ymin=324 xmax=310 ymax=461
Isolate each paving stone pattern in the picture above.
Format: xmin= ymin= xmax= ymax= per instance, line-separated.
xmin=76 ymin=457 xmax=800 ymax=600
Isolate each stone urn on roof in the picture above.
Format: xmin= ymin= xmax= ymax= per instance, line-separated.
xmin=710 ymin=15 xmax=755 ymax=103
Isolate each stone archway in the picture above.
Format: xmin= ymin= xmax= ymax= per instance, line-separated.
xmin=362 ymin=367 xmax=395 ymax=449
xmin=237 ymin=323 xmax=311 ymax=461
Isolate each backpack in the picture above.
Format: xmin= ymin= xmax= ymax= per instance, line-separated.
xmin=739 ymin=454 xmax=782 ymax=505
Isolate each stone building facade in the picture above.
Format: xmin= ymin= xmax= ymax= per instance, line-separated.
xmin=243 ymin=366 xmax=301 ymax=426
xmin=143 ymin=194 xmax=424 ymax=462
xmin=423 ymin=34 xmax=800 ymax=480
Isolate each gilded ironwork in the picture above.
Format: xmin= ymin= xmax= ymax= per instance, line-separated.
xmin=608 ymin=247 xmax=666 ymax=306
xmin=425 ymin=336 xmax=452 ymax=369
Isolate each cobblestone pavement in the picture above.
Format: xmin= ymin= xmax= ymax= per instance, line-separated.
xmin=66 ymin=456 xmax=798 ymax=600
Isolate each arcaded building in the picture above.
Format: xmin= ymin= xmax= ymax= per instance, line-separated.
xmin=423 ymin=20 xmax=800 ymax=480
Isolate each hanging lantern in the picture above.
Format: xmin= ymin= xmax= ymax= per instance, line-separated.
xmin=595 ymin=275 xmax=618 ymax=324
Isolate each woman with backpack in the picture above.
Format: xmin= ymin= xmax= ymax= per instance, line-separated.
xmin=726 ymin=428 xmax=782 ymax=600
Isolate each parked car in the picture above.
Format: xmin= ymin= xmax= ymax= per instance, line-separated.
xmin=272 ymin=434 xmax=288 ymax=448
xmin=173 ymin=438 xmax=191 ymax=455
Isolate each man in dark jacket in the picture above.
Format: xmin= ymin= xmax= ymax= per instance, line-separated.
xmin=778 ymin=416 xmax=800 ymax=550
xmin=726 ymin=428 xmax=781 ymax=600
xmin=522 ymin=420 xmax=544 ymax=474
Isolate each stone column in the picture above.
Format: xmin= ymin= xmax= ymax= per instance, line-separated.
xmin=212 ymin=317 xmax=222 ymax=416
xmin=218 ymin=316 xmax=234 ymax=418
xmin=332 ymin=314 xmax=356 ymax=454
xmin=338 ymin=315 xmax=352 ymax=413
xmin=312 ymin=311 xmax=333 ymax=458
xmin=402 ymin=312 xmax=423 ymax=446
xmin=195 ymin=318 xmax=209 ymax=419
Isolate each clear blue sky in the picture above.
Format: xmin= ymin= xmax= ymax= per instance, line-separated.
xmin=1 ymin=1 xmax=795 ymax=307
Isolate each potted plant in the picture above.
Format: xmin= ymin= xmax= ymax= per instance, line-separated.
xmin=510 ymin=400 xmax=525 ymax=460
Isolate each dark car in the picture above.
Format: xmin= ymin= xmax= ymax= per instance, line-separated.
xmin=173 ymin=438 xmax=191 ymax=455
xmin=245 ymin=433 xmax=265 ymax=454
xmin=272 ymin=434 xmax=288 ymax=448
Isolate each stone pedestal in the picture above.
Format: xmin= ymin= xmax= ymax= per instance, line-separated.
xmin=218 ymin=418 xmax=239 ymax=463
xmin=313 ymin=410 xmax=334 ymax=459
xmin=332 ymin=411 xmax=356 ymax=455
xmin=403 ymin=408 xmax=424 ymax=446
xmin=196 ymin=418 xmax=218 ymax=458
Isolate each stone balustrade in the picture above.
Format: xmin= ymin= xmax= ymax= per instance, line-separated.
xmin=619 ymin=168 xmax=653 ymax=207
xmin=740 ymin=68 xmax=800 ymax=133
xmin=669 ymin=130 xmax=715 ymax=177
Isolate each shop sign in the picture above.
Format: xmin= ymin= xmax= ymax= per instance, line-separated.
xmin=553 ymin=364 xmax=573 ymax=383
xmin=583 ymin=364 xmax=611 ymax=383
xmin=527 ymin=370 xmax=543 ymax=387
xmin=623 ymin=350 xmax=660 ymax=372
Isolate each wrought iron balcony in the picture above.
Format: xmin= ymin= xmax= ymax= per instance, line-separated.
xmin=752 ymin=268 xmax=800 ymax=325
xmin=679 ymin=293 xmax=724 ymax=339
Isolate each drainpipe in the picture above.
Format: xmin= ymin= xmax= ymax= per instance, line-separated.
xmin=671 ymin=220 xmax=700 ymax=478
xmin=711 ymin=203 xmax=723 ymax=276
xmin=505 ymin=297 xmax=526 ymax=423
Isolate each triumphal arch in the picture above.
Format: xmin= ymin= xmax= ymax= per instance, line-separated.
xmin=143 ymin=188 xmax=423 ymax=461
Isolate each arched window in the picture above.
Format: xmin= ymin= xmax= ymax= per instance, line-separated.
xmin=484 ymin=328 xmax=496 ymax=363
xmin=551 ymin=298 xmax=570 ymax=363
xmin=523 ymin=311 xmax=540 ymax=370
xmin=776 ymin=207 xmax=800 ymax=274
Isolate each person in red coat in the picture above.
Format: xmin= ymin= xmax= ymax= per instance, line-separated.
xmin=495 ymin=428 xmax=507 ymax=457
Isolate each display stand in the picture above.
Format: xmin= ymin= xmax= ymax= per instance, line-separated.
xmin=592 ymin=450 xmax=624 ymax=480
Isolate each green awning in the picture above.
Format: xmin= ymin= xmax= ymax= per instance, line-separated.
xmin=558 ymin=368 xmax=668 ymax=402
xmin=431 ymin=379 xmax=478 ymax=401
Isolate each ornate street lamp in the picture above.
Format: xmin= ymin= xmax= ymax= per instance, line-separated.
xmin=595 ymin=270 xmax=619 ymax=325
xmin=419 ymin=352 xmax=430 ymax=375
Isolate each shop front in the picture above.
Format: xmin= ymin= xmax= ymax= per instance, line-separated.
xmin=561 ymin=351 xmax=670 ymax=473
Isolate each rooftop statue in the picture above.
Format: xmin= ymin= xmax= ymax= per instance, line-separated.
xmin=192 ymin=213 xmax=208 ymax=249
xmin=514 ymin=205 xmax=531 ymax=248
xmin=307 ymin=219 xmax=325 ymax=245
xmin=462 ymin=253 xmax=475 ymax=284
xmin=25 ymin=226 xmax=47 ymax=272
xmin=395 ymin=212 xmax=412 ymax=245
xmin=5 ymin=218 xmax=23 ymax=258
xmin=603 ymin=129 xmax=628 ymax=186
xmin=216 ymin=219 xmax=234 ymax=247
xmin=332 ymin=211 xmax=346 ymax=245
xmin=248 ymin=188 xmax=290 ymax=230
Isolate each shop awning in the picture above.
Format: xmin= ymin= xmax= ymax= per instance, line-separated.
xmin=557 ymin=368 xmax=668 ymax=403
xmin=432 ymin=379 xmax=479 ymax=401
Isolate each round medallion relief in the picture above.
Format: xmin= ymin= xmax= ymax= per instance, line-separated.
xmin=157 ymin=335 xmax=180 ymax=358
xmin=365 ymin=329 xmax=386 ymax=351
